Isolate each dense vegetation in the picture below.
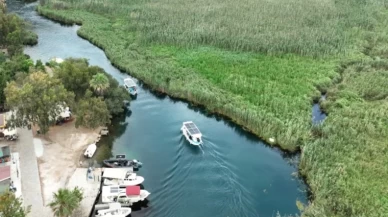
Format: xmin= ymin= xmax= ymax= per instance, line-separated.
xmin=5 ymin=58 xmax=130 ymax=133
xmin=37 ymin=0 xmax=388 ymax=216
xmin=0 ymin=6 xmax=38 ymax=108
xmin=5 ymin=71 xmax=75 ymax=133
xmin=52 ymin=58 xmax=130 ymax=118
xmin=300 ymin=16 xmax=388 ymax=216
xmin=0 ymin=192 xmax=30 ymax=217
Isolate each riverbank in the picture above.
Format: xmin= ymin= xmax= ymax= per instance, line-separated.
xmin=33 ymin=120 xmax=101 ymax=205
xmin=34 ymin=1 xmax=388 ymax=216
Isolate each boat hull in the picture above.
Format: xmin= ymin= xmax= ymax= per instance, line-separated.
xmin=84 ymin=144 xmax=97 ymax=158
xmin=104 ymin=176 xmax=145 ymax=187
xmin=181 ymin=127 xmax=202 ymax=146
xmin=96 ymin=207 xmax=131 ymax=217
xmin=103 ymin=159 xmax=142 ymax=170
xmin=102 ymin=190 xmax=150 ymax=205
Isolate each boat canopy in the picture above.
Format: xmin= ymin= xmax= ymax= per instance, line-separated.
xmin=126 ymin=186 xmax=140 ymax=196
xmin=124 ymin=78 xmax=136 ymax=88
xmin=183 ymin=121 xmax=201 ymax=136
xmin=103 ymin=168 xmax=130 ymax=179
xmin=102 ymin=186 xmax=122 ymax=196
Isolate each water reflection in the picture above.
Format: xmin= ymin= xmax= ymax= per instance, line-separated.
xmin=312 ymin=94 xmax=327 ymax=125
xmin=93 ymin=111 xmax=130 ymax=163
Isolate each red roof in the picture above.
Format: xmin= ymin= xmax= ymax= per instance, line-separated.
xmin=0 ymin=166 xmax=10 ymax=182
xmin=126 ymin=186 xmax=140 ymax=196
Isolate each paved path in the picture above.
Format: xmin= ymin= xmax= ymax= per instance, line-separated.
xmin=10 ymin=153 xmax=22 ymax=199
xmin=16 ymin=128 xmax=50 ymax=217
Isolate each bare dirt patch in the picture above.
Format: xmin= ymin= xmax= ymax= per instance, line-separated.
xmin=34 ymin=120 xmax=101 ymax=205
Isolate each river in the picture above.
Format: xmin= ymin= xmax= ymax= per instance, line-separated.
xmin=8 ymin=1 xmax=308 ymax=216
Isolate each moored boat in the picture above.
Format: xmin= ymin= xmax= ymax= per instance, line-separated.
xmin=103 ymin=169 xmax=145 ymax=187
xmin=84 ymin=143 xmax=97 ymax=158
xmin=103 ymin=159 xmax=142 ymax=169
xmin=96 ymin=203 xmax=131 ymax=217
xmin=181 ymin=121 xmax=203 ymax=146
xmin=102 ymin=185 xmax=150 ymax=205
xmin=123 ymin=78 xmax=137 ymax=96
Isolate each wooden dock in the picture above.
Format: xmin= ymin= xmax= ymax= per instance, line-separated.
xmin=67 ymin=168 xmax=102 ymax=217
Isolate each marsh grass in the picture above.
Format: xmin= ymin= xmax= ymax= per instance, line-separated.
xmin=300 ymin=15 xmax=388 ymax=217
xmin=43 ymin=0 xmax=385 ymax=57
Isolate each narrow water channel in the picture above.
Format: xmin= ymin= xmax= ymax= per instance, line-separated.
xmin=312 ymin=95 xmax=327 ymax=125
xmin=9 ymin=1 xmax=308 ymax=216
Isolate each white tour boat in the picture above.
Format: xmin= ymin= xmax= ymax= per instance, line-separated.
xmin=123 ymin=78 xmax=137 ymax=96
xmin=181 ymin=121 xmax=203 ymax=146
xmin=84 ymin=143 xmax=97 ymax=158
xmin=103 ymin=169 xmax=144 ymax=187
xmin=96 ymin=203 xmax=131 ymax=217
xmin=102 ymin=185 xmax=150 ymax=205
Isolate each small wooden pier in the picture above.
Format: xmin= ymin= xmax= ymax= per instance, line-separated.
xmin=67 ymin=168 xmax=102 ymax=217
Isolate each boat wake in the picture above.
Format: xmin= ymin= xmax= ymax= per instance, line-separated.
xmin=201 ymin=138 xmax=260 ymax=217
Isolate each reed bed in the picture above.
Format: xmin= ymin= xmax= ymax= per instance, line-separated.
xmin=42 ymin=0 xmax=385 ymax=57
xmin=37 ymin=0 xmax=388 ymax=216
xmin=300 ymin=15 xmax=388 ymax=216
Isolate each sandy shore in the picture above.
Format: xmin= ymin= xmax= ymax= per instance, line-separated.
xmin=33 ymin=120 xmax=101 ymax=205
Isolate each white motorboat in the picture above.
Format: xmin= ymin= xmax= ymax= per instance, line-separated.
xmin=123 ymin=78 xmax=137 ymax=96
xmin=96 ymin=203 xmax=131 ymax=217
xmin=103 ymin=170 xmax=145 ymax=187
xmin=84 ymin=143 xmax=97 ymax=158
xmin=102 ymin=185 xmax=150 ymax=205
xmin=181 ymin=121 xmax=203 ymax=146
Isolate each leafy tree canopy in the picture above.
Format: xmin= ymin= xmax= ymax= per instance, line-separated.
xmin=53 ymin=58 xmax=96 ymax=99
xmin=75 ymin=90 xmax=111 ymax=129
xmin=5 ymin=71 xmax=74 ymax=133
xmin=0 ymin=10 xmax=38 ymax=55
xmin=104 ymin=73 xmax=130 ymax=115
xmin=49 ymin=187 xmax=83 ymax=217
xmin=89 ymin=72 xmax=110 ymax=96
xmin=54 ymin=58 xmax=130 ymax=116
xmin=0 ymin=192 xmax=30 ymax=217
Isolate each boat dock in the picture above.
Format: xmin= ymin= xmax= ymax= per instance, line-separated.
xmin=67 ymin=168 xmax=102 ymax=217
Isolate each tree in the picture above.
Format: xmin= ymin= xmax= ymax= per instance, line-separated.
xmin=0 ymin=11 xmax=37 ymax=55
xmin=54 ymin=58 xmax=97 ymax=99
xmin=75 ymin=90 xmax=111 ymax=128
xmin=0 ymin=192 xmax=30 ymax=217
xmin=5 ymin=71 xmax=74 ymax=134
xmin=89 ymin=73 xmax=110 ymax=95
xmin=49 ymin=187 xmax=83 ymax=217
xmin=104 ymin=73 xmax=130 ymax=115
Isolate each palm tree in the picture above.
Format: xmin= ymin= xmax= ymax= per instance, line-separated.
xmin=89 ymin=73 xmax=110 ymax=95
xmin=48 ymin=187 xmax=83 ymax=217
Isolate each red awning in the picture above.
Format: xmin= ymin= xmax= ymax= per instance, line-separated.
xmin=0 ymin=166 xmax=10 ymax=182
xmin=126 ymin=186 xmax=140 ymax=196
